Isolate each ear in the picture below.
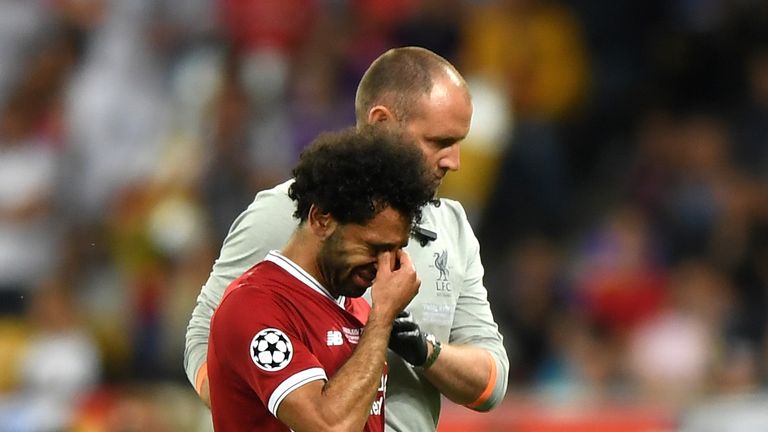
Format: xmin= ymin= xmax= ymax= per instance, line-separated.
xmin=367 ymin=105 xmax=395 ymax=125
xmin=307 ymin=204 xmax=337 ymax=238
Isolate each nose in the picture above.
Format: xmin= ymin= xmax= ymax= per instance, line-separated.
xmin=439 ymin=143 xmax=460 ymax=172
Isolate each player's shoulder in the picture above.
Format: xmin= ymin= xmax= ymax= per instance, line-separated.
xmin=219 ymin=263 xmax=291 ymax=312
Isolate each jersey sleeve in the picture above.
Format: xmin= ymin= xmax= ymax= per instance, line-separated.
xmin=184 ymin=180 xmax=298 ymax=390
xmin=210 ymin=288 xmax=327 ymax=416
xmin=444 ymin=200 xmax=510 ymax=411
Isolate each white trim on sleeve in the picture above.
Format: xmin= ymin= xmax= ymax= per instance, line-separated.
xmin=267 ymin=367 xmax=327 ymax=416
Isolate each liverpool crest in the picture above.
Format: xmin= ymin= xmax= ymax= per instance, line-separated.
xmin=432 ymin=250 xmax=451 ymax=293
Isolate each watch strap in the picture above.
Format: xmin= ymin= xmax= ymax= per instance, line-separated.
xmin=422 ymin=334 xmax=441 ymax=369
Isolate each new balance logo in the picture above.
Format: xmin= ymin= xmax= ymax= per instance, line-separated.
xmin=326 ymin=330 xmax=343 ymax=346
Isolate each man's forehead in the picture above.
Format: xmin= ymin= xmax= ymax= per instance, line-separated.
xmin=409 ymin=89 xmax=472 ymax=133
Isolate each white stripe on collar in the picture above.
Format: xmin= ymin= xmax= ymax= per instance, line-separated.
xmin=265 ymin=250 xmax=346 ymax=308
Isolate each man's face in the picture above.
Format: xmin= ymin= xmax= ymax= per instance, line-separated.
xmin=401 ymin=76 xmax=473 ymax=186
xmin=317 ymin=207 xmax=410 ymax=298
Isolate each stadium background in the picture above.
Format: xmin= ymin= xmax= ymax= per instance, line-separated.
xmin=1 ymin=0 xmax=768 ymax=430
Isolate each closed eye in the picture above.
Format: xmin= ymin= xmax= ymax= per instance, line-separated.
xmin=369 ymin=241 xmax=408 ymax=254
xmin=429 ymin=137 xmax=461 ymax=149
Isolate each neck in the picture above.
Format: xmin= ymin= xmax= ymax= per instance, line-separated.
xmin=281 ymin=231 xmax=335 ymax=297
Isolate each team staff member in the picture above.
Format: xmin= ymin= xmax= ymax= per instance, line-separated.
xmin=187 ymin=47 xmax=510 ymax=431
xmin=208 ymin=127 xmax=436 ymax=431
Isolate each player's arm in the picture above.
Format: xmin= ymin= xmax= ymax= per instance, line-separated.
xmin=277 ymin=250 xmax=418 ymax=432
xmin=184 ymin=182 xmax=297 ymax=407
xmin=390 ymin=203 xmax=509 ymax=411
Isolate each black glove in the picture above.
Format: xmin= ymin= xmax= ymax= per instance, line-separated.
xmin=388 ymin=310 xmax=428 ymax=366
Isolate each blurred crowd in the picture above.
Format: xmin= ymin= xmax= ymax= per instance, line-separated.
xmin=1 ymin=0 xmax=768 ymax=430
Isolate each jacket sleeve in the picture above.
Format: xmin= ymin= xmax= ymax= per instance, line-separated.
xmin=445 ymin=200 xmax=510 ymax=411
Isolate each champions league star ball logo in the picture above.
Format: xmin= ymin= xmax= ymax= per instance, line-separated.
xmin=251 ymin=328 xmax=293 ymax=371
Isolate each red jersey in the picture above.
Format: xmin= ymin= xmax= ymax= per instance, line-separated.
xmin=208 ymin=251 xmax=387 ymax=431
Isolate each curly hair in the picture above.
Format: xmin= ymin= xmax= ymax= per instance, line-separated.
xmin=289 ymin=126 xmax=436 ymax=227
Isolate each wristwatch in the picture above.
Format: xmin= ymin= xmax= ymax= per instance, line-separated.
xmin=422 ymin=333 xmax=442 ymax=369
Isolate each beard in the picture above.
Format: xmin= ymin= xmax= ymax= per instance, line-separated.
xmin=316 ymin=229 xmax=373 ymax=298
